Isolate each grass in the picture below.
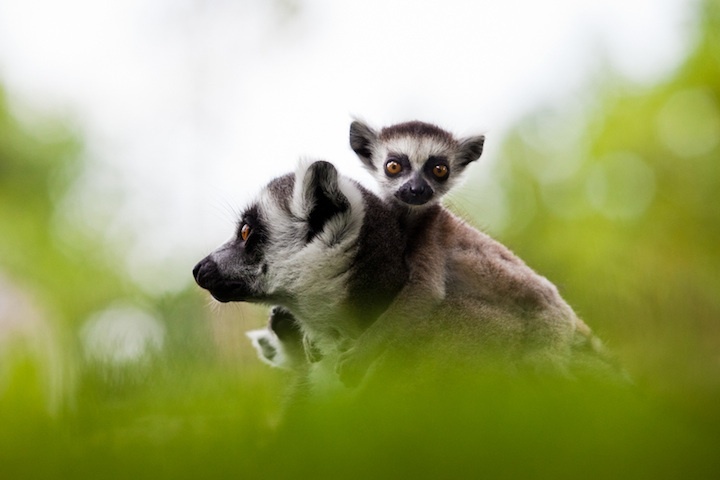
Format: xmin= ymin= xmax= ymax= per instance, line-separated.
xmin=2 ymin=331 xmax=720 ymax=480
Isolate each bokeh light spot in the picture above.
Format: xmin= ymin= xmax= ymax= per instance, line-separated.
xmin=586 ymin=152 xmax=656 ymax=220
xmin=656 ymin=88 xmax=720 ymax=158
xmin=80 ymin=304 xmax=165 ymax=367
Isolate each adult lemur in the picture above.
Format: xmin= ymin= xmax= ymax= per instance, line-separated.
xmin=195 ymin=125 xmax=613 ymax=391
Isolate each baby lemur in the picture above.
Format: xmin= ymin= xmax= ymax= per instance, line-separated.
xmin=338 ymin=119 xmax=608 ymax=384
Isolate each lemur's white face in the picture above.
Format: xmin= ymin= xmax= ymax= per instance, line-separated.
xmin=193 ymin=161 xmax=364 ymax=315
xmin=350 ymin=120 xmax=485 ymax=209
xmin=373 ymin=135 xmax=459 ymax=207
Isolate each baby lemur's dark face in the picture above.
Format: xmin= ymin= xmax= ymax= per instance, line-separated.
xmin=350 ymin=120 xmax=485 ymax=208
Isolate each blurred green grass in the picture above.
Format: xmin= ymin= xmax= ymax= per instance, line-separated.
xmin=2 ymin=1 xmax=720 ymax=478
xmin=3 ymin=352 xmax=720 ymax=479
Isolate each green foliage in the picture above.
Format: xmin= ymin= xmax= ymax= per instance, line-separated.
xmin=469 ymin=0 xmax=720 ymax=418
xmin=3 ymin=366 xmax=720 ymax=480
xmin=0 ymin=89 xmax=130 ymax=325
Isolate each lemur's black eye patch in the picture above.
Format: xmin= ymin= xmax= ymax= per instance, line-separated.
xmin=237 ymin=207 xmax=258 ymax=238
xmin=236 ymin=205 xmax=267 ymax=258
xmin=424 ymin=156 xmax=450 ymax=182
xmin=385 ymin=159 xmax=403 ymax=176
xmin=432 ymin=164 xmax=448 ymax=179
xmin=240 ymin=224 xmax=251 ymax=241
xmin=384 ymin=154 xmax=410 ymax=178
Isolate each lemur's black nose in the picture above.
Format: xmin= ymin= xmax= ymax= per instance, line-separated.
xmin=193 ymin=256 xmax=220 ymax=290
xmin=398 ymin=178 xmax=434 ymax=205
xmin=410 ymin=184 xmax=426 ymax=195
xmin=192 ymin=260 xmax=204 ymax=284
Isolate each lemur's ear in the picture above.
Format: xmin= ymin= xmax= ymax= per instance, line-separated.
xmin=457 ymin=135 xmax=485 ymax=166
xmin=349 ymin=120 xmax=378 ymax=169
xmin=295 ymin=161 xmax=350 ymax=242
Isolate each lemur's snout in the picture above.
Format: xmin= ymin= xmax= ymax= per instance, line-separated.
xmin=192 ymin=256 xmax=248 ymax=303
xmin=397 ymin=177 xmax=433 ymax=205
xmin=192 ymin=257 xmax=215 ymax=289
xmin=192 ymin=260 xmax=203 ymax=283
xmin=410 ymin=183 xmax=426 ymax=195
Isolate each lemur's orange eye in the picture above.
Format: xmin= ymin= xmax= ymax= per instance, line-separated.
xmin=432 ymin=164 xmax=449 ymax=179
xmin=385 ymin=160 xmax=403 ymax=176
xmin=240 ymin=224 xmax=251 ymax=241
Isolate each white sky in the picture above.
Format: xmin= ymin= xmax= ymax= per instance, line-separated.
xmin=0 ymin=0 xmax=697 ymax=294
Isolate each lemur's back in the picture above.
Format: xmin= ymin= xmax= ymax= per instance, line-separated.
xmin=378 ymin=202 xmax=621 ymax=381
xmin=398 ymin=206 xmax=575 ymax=356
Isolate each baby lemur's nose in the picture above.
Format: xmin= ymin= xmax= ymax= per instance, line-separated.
xmin=410 ymin=184 xmax=426 ymax=195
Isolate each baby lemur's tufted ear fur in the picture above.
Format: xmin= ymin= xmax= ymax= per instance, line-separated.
xmin=294 ymin=160 xmax=351 ymax=242
xmin=457 ymin=135 xmax=485 ymax=166
xmin=349 ymin=120 xmax=379 ymax=169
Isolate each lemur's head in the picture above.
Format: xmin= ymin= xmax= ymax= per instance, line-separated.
xmin=193 ymin=160 xmax=407 ymax=332
xmin=193 ymin=160 xmax=364 ymax=307
xmin=350 ymin=120 xmax=485 ymax=208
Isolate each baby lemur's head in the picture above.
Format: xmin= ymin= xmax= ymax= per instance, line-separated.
xmin=350 ymin=120 xmax=485 ymax=208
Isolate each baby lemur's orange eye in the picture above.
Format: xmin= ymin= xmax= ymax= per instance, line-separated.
xmin=385 ymin=160 xmax=403 ymax=176
xmin=432 ymin=164 xmax=449 ymax=179
xmin=240 ymin=224 xmax=251 ymax=241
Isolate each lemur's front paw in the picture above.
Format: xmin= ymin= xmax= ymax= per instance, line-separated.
xmin=246 ymin=329 xmax=281 ymax=366
xmin=269 ymin=306 xmax=301 ymax=341
xmin=336 ymin=347 xmax=373 ymax=387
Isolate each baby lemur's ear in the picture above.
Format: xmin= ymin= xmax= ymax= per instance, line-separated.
xmin=457 ymin=135 xmax=485 ymax=166
xmin=349 ymin=120 xmax=379 ymax=169
xmin=294 ymin=161 xmax=350 ymax=241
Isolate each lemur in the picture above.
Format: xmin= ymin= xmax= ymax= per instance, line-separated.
xmin=245 ymin=121 xmax=486 ymax=373
xmin=194 ymin=160 xmax=410 ymax=391
xmin=335 ymin=119 xmax=611 ymax=385
xmin=240 ymin=120 xmax=613 ymax=386
xmin=195 ymin=157 xmax=615 ymax=394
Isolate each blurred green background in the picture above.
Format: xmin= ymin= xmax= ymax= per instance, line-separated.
xmin=2 ymin=1 xmax=720 ymax=479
